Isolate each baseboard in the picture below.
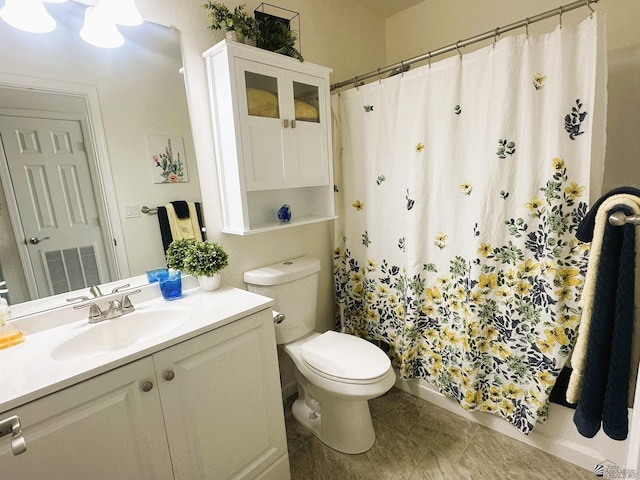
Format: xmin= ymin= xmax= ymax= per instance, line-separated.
xmin=394 ymin=374 xmax=629 ymax=472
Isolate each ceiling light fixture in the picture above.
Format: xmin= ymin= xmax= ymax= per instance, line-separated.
xmin=79 ymin=5 xmax=124 ymax=49
xmin=0 ymin=0 xmax=57 ymax=34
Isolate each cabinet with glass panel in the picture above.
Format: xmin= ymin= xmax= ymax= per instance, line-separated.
xmin=204 ymin=40 xmax=336 ymax=235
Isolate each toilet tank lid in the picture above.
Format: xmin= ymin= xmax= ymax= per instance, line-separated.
xmin=244 ymin=256 xmax=321 ymax=286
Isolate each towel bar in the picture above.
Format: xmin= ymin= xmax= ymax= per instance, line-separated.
xmin=609 ymin=211 xmax=640 ymax=226
xmin=141 ymin=206 xmax=158 ymax=215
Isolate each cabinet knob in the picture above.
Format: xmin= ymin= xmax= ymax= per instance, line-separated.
xmin=0 ymin=415 xmax=27 ymax=455
xmin=141 ymin=381 xmax=154 ymax=392
xmin=283 ymin=119 xmax=289 ymax=128
xmin=163 ymin=371 xmax=175 ymax=382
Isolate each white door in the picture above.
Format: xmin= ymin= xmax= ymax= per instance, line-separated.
xmin=0 ymin=115 xmax=111 ymax=297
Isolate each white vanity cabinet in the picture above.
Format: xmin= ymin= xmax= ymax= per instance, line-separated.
xmin=0 ymin=356 xmax=174 ymax=480
xmin=204 ymin=40 xmax=336 ymax=234
xmin=0 ymin=308 xmax=289 ymax=480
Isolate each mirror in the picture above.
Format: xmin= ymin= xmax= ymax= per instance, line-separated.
xmin=0 ymin=1 xmax=200 ymax=316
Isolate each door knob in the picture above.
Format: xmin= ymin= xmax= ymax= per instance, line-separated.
xmin=141 ymin=381 xmax=154 ymax=392
xmin=163 ymin=371 xmax=175 ymax=381
xmin=28 ymin=236 xmax=50 ymax=245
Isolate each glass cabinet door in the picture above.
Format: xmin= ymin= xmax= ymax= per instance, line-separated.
xmin=244 ymin=71 xmax=281 ymax=119
xmin=292 ymin=81 xmax=320 ymax=124
xmin=235 ymin=59 xmax=288 ymax=191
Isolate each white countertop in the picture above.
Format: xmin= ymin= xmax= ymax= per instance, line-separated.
xmin=0 ymin=283 xmax=273 ymax=413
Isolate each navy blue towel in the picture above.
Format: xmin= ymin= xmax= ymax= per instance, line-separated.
xmin=573 ymin=205 xmax=635 ymax=440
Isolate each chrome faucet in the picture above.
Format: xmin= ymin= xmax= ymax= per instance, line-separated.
xmin=74 ymin=289 xmax=141 ymax=324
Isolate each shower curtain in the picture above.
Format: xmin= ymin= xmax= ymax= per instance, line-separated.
xmin=334 ymin=15 xmax=606 ymax=434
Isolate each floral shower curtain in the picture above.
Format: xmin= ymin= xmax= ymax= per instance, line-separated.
xmin=334 ymin=15 xmax=606 ymax=434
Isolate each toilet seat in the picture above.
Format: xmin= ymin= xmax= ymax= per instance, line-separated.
xmin=300 ymin=331 xmax=391 ymax=385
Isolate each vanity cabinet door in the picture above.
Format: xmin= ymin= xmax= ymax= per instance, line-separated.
xmin=0 ymin=357 xmax=173 ymax=480
xmin=153 ymin=309 xmax=290 ymax=480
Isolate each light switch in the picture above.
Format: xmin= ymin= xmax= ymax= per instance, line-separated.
xmin=124 ymin=203 xmax=140 ymax=219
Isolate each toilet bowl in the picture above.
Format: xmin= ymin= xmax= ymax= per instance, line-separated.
xmin=244 ymin=256 xmax=396 ymax=454
xmin=285 ymin=331 xmax=396 ymax=454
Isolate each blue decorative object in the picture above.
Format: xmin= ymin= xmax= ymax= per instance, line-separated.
xmin=277 ymin=204 xmax=292 ymax=223
xmin=159 ymin=270 xmax=182 ymax=300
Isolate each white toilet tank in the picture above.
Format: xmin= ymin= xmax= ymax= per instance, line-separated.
xmin=244 ymin=256 xmax=320 ymax=345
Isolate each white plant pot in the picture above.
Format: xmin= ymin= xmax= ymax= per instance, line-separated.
xmin=198 ymin=274 xmax=222 ymax=292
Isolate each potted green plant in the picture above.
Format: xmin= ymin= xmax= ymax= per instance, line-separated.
xmin=165 ymin=238 xmax=196 ymax=271
xmin=255 ymin=15 xmax=303 ymax=62
xmin=182 ymin=240 xmax=229 ymax=291
xmin=202 ymin=1 xmax=258 ymax=44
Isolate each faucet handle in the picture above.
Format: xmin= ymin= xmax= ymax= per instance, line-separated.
xmin=66 ymin=295 xmax=90 ymax=303
xmin=111 ymin=283 xmax=131 ymax=294
xmin=89 ymin=285 xmax=103 ymax=298
xmin=121 ymin=289 xmax=142 ymax=312
xmin=74 ymin=302 xmax=104 ymax=323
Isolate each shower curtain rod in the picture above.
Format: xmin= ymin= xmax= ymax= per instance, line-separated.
xmin=330 ymin=0 xmax=599 ymax=91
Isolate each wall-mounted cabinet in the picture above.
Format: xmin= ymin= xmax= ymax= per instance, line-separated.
xmin=204 ymin=40 xmax=336 ymax=235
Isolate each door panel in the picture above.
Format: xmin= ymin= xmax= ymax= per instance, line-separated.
xmin=0 ymin=115 xmax=111 ymax=297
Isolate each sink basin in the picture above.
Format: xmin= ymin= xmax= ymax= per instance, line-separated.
xmin=50 ymin=308 xmax=190 ymax=361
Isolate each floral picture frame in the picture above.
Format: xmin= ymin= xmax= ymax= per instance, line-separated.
xmin=147 ymin=135 xmax=189 ymax=184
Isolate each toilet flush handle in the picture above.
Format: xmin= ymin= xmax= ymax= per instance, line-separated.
xmin=272 ymin=310 xmax=285 ymax=324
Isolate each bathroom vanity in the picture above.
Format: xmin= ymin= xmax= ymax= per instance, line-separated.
xmin=0 ymin=283 xmax=290 ymax=480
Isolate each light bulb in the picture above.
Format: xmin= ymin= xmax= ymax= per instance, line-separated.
xmin=95 ymin=0 xmax=143 ymax=27
xmin=0 ymin=0 xmax=56 ymax=34
xmin=79 ymin=6 xmax=124 ymax=48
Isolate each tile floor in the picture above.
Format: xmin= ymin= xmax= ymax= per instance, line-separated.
xmin=285 ymin=388 xmax=591 ymax=479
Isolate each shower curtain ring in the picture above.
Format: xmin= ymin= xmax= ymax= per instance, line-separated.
xmin=377 ymin=68 xmax=382 ymax=84
xmin=428 ymin=52 xmax=431 ymax=69
xmin=493 ymin=28 xmax=500 ymax=48
xmin=558 ymin=6 xmax=563 ymax=28
xmin=525 ymin=18 xmax=530 ymax=39
xmin=400 ymin=60 xmax=405 ymax=77
xmin=455 ymin=41 xmax=462 ymax=57
xmin=585 ymin=0 xmax=594 ymax=18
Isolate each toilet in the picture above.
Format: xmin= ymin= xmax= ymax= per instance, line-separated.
xmin=244 ymin=256 xmax=395 ymax=454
